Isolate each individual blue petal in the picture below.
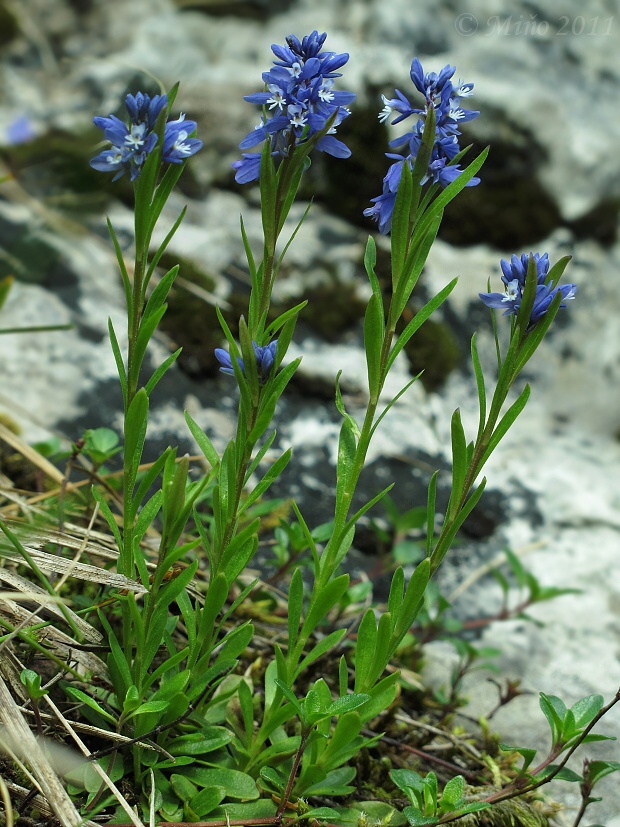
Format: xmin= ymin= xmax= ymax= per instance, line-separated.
xmin=163 ymin=117 xmax=202 ymax=163
xmin=89 ymin=148 xmax=125 ymax=174
xmin=253 ymin=339 xmax=278 ymax=381
xmin=479 ymin=291 xmax=516 ymax=310
xmin=315 ymin=134 xmax=351 ymax=157
xmin=232 ymin=153 xmax=263 ymax=184
xmin=239 ymin=125 xmax=269 ymax=149
xmin=215 ymin=348 xmax=245 ymax=377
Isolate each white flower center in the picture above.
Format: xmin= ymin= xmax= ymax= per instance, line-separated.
xmin=503 ymin=279 xmax=520 ymax=302
xmin=124 ymin=123 xmax=146 ymax=149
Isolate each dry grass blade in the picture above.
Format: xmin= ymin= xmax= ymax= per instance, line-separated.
xmin=0 ymin=545 xmax=146 ymax=592
xmin=44 ymin=695 xmax=144 ymax=827
xmin=0 ymin=600 xmax=108 ymax=677
xmin=3 ymin=779 xmax=54 ymax=820
xmin=0 ymin=568 xmax=102 ymax=641
xmin=0 ymin=423 xmax=64 ymax=484
xmin=0 ymin=774 xmax=14 ymax=827
xmin=0 ymin=675 xmax=88 ymax=827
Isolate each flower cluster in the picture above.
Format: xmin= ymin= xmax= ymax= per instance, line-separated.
xmin=232 ymin=31 xmax=356 ymax=184
xmin=364 ymin=58 xmax=480 ymax=234
xmin=480 ymin=252 xmax=577 ymax=325
xmin=90 ymin=92 xmax=202 ymax=181
xmin=215 ymin=340 xmax=278 ymax=383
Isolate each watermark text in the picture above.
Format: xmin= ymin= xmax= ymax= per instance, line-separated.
xmin=454 ymin=13 xmax=614 ymax=37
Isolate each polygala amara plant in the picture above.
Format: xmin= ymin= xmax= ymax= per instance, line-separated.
xmin=1 ymin=29 xmax=616 ymax=827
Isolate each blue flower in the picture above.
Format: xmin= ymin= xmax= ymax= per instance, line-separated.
xmin=163 ymin=115 xmax=203 ymax=164
xmin=365 ymin=58 xmax=480 ymax=234
xmin=234 ymin=31 xmax=356 ymax=184
xmin=479 ymin=253 xmax=577 ymax=326
xmin=215 ymin=340 xmax=278 ymax=383
xmin=91 ymin=92 xmax=201 ymax=181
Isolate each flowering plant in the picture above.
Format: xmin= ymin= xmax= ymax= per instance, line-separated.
xmin=1 ymin=33 xmax=617 ymax=827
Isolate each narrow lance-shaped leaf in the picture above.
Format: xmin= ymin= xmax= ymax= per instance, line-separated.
xmin=426 ymin=470 xmax=438 ymax=555
xmin=335 ymin=416 xmax=357 ymax=511
xmin=387 ymin=278 xmax=457 ymax=372
xmin=391 ymin=161 xmax=414 ymax=290
xmin=446 ymin=409 xmax=467 ymax=521
xmin=364 ymin=292 xmax=385 ymax=402
xmin=471 ymin=333 xmax=486 ymax=443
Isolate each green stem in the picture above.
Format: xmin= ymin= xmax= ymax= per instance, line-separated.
xmin=215 ymin=409 xmax=259 ymax=574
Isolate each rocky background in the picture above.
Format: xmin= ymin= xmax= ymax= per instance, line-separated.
xmin=1 ymin=0 xmax=619 ymax=821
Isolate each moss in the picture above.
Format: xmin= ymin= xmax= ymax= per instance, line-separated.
xmin=568 ymin=198 xmax=618 ymax=246
xmin=175 ymin=0 xmax=295 ymax=19
xmin=454 ymin=795 xmax=548 ymax=826
xmin=1 ymin=129 xmax=112 ymax=210
xmin=157 ymin=253 xmax=247 ymax=378
xmin=0 ymin=1 xmax=18 ymax=47
xmin=438 ymin=135 xmax=562 ymax=249
xmin=297 ymin=281 xmax=367 ymax=341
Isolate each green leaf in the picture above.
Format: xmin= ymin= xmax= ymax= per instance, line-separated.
xmin=355 ymin=671 xmax=399 ymax=723
xmin=265 ymin=300 xmax=307 ymax=342
xmin=262 ymin=356 xmax=302 ymax=409
xmin=533 ymin=765 xmax=581 ymax=783
xmin=370 ymin=375 xmax=422 ymax=440
xmin=239 ymin=448 xmax=291 ymax=514
xmin=394 ymin=558 xmax=430 ymax=641
xmin=387 ymin=278 xmax=457 ymax=372
xmin=447 ymin=408 xmax=467 ymax=520
xmin=145 ymin=348 xmax=182 ymax=396
xmin=471 ymin=334 xmax=486 ymax=442
xmin=132 ymin=449 xmax=170 ymax=521
xmin=570 ymin=693 xmax=604 ymax=728
xmin=108 ymin=318 xmax=128 ymax=409
xmin=364 ymin=235 xmax=381 ymax=297
xmin=239 ymin=215 xmax=257 ymax=286
xmin=125 ymin=388 xmax=149 ymax=487
xmin=171 ymin=773 xmax=198 ymax=803
xmin=499 ymin=743 xmax=537 ymax=773
xmin=295 ymin=628 xmax=347 ymax=680
xmin=440 ymin=775 xmax=464 ymax=810
xmin=127 ymin=699 xmax=170 ymax=718
xmin=90 ymin=485 xmax=122 ymax=554
xmin=391 ymin=161 xmax=413 ymax=289
xmin=133 ymin=305 xmax=168 ymax=380
xmin=189 ymin=786 xmax=227 ymax=818
xmin=273 ymin=679 xmax=303 ymax=717
xmin=364 ymin=293 xmax=385 ymax=401
xmin=415 ymin=146 xmax=488 ymax=242
xmin=180 ymin=768 xmax=258 ymax=800
xmin=402 ymin=808 xmax=436 ymax=826
xmin=184 ymin=410 xmax=220 ymax=468
xmin=98 ymin=611 xmax=132 ymax=697
xmin=336 ymin=416 xmax=357 ymax=509
xmin=426 ymin=470 xmax=438 ymax=555
xmin=326 ymin=693 xmax=370 ymax=717
xmin=143 ymin=265 xmax=178 ymax=322
xmin=394 ymin=212 xmax=442 ymax=318
xmin=64 ymin=686 xmax=117 ymax=724
xmin=342 ymin=485 xmax=393 ymax=541
xmin=585 ymin=760 xmax=620 ymax=787
xmin=288 ymin=567 xmax=303 ymax=648
xmin=539 ymin=692 xmax=566 ymax=745
xmin=214 ymin=622 xmax=254 ymax=665
xmin=0 ymin=275 xmax=13 ymax=310
xmin=300 ymin=575 xmax=350 ymax=642
xmin=106 ymin=219 xmax=133 ymax=316
xmin=144 ymin=207 xmax=187 ymax=287
xmin=354 ymin=609 xmax=377 ymax=692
